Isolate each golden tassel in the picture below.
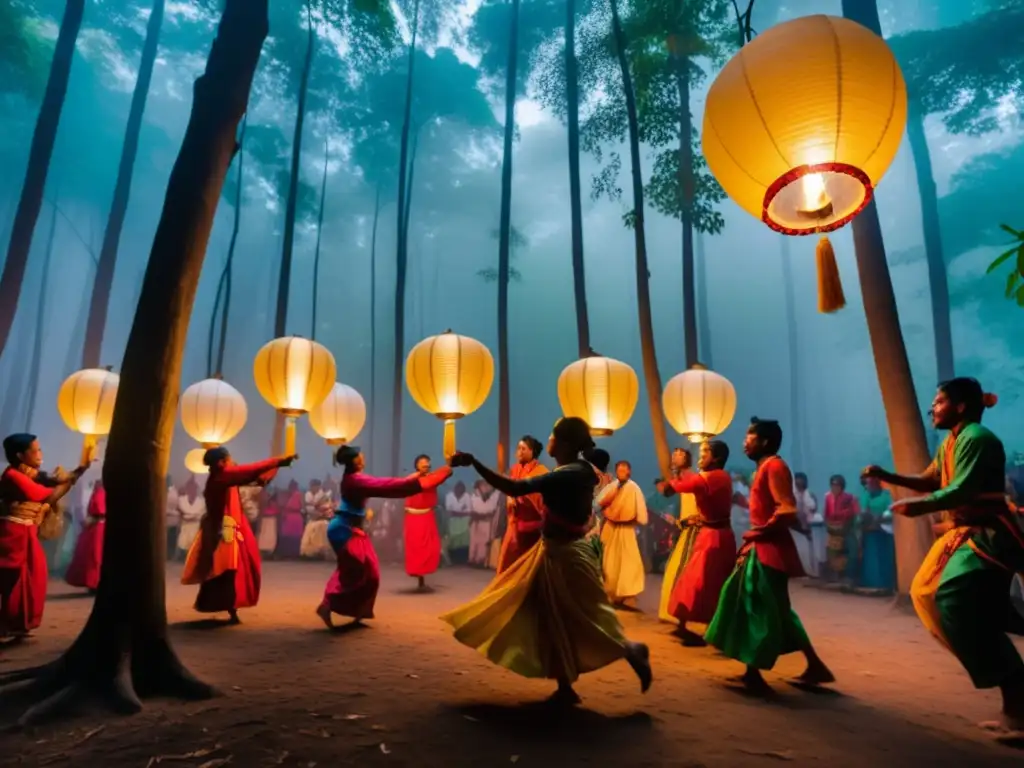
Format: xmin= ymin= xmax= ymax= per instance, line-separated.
xmin=443 ymin=419 xmax=456 ymax=461
xmin=816 ymin=235 xmax=846 ymax=313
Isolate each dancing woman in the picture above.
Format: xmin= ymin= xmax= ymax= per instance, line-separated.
xmin=316 ymin=445 xmax=451 ymax=629
xmin=440 ymin=416 xmax=653 ymax=706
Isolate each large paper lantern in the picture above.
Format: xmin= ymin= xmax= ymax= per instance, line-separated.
xmin=57 ymin=367 xmax=120 ymax=465
xmin=702 ymin=15 xmax=907 ymax=313
xmin=180 ymin=377 xmax=247 ymax=447
xmin=309 ymin=382 xmax=366 ymax=446
xmin=253 ymin=336 xmax=336 ymax=456
xmin=557 ymin=353 xmax=638 ymax=436
xmin=184 ymin=448 xmax=209 ymax=475
xmin=662 ymin=364 xmax=737 ymax=444
xmin=405 ymin=330 xmax=493 ymax=458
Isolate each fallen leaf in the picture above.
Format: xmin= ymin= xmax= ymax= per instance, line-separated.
xmin=379 ymin=743 xmax=391 ymax=754
xmin=273 ymin=751 xmax=289 ymax=765
xmin=73 ymin=725 xmax=105 ymax=746
xmin=510 ymin=757 xmax=520 ymax=764
xmin=298 ymin=728 xmax=331 ymax=739
xmin=197 ymin=758 xmax=232 ymax=768
xmin=145 ymin=746 xmax=221 ymax=767
xmin=338 ymin=714 xmax=367 ymax=721
xmin=406 ymin=674 xmax=419 ymax=679
xmin=738 ymin=749 xmax=794 ymax=761
xmin=454 ymin=671 xmax=467 ymax=676
xmin=463 ymin=715 xmax=479 ymax=723
xmin=371 ymin=725 xmax=387 ymax=731
xmin=231 ymin=686 xmax=242 ymax=691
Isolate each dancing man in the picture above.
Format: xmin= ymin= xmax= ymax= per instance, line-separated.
xmin=705 ymin=418 xmax=834 ymax=692
xmin=181 ymin=448 xmax=294 ymax=623
xmin=404 ymin=454 xmax=448 ymax=591
xmin=863 ymin=378 xmax=1024 ymax=739
xmin=658 ymin=440 xmax=736 ymax=646
xmin=441 ymin=417 xmax=652 ymax=706
xmin=317 ymin=445 xmax=451 ymax=629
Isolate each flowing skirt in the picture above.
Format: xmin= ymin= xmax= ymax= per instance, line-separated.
xmin=0 ymin=521 xmax=47 ymax=634
xmin=911 ymin=528 xmax=1024 ymax=689
xmin=705 ymin=548 xmax=809 ymax=670
xmin=600 ymin=523 xmax=645 ymax=602
xmin=659 ymin=524 xmax=697 ymax=623
xmin=321 ymin=527 xmax=380 ymax=620
xmin=183 ymin=515 xmax=262 ymax=613
xmin=440 ymin=537 xmax=627 ymax=683
xmin=669 ymin=527 xmax=737 ymax=625
xmin=859 ymin=529 xmax=895 ymax=592
xmin=65 ymin=519 xmax=104 ymax=590
xmin=404 ymin=511 xmax=440 ymax=577
xmin=497 ymin=525 xmax=542 ymax=575
xmin=300 ymin=519 xmax=332 ymax=559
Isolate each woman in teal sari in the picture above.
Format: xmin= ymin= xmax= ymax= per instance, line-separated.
xmin=857 ymin=476 xmax=894 ymax=594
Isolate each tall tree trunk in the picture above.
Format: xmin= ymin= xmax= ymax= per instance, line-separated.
xmin=611 ymin=0 xmax=671 ymax=481
xmin=0 ymin=0 xmax=85 ymax=358
xmin=0 ymin=0 xmax=269 ymax=723
xmin=404 ymin=127 xmax=421 ymax=339
xmin=390 ymin=0 xmax=420 ymax=474
xmin=275 ymin=2 xmax=314 ymax=339
xmin=82 ymin=0 xmax=164 ymax=368
xmin=695 ymin=230 xmax=712 ymax=367
xmin=565 ymin=0 xmax=590 ymax=358
xmin=906 ymin=98 xmax=954 ymax=383
xmin=0 ymin=300 xmax=32 ymax=435
xmin=842 ymin=0 xmax=934 ymax=598
xmin=207 ymin=115 xmax=246 ymax=377
xmin=779 ymin=238 xmax=804 ymax=474
xmin=368 ymin=186 xmax=381 ymax=467
xmin=495 ymin=0 xmax=520 ymax=474
xmin=311 ymin=138 xmax=329 ymax=341
xmin=674 ymin=55 xmax=698 ymax=369
xmin=25 ymin=197 xmax=59 ymax=428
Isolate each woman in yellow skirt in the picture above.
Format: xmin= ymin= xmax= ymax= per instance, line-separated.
xmin=441 ymin=417 xmax=653 ymax=706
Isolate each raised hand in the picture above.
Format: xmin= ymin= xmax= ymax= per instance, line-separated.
xmin=861 ymin=465 xmax=884 ymax=480
xmin=280 ymin=454 xmax=299 ymax=467
xmin=449 ymin=451 xmax=474 ymax=468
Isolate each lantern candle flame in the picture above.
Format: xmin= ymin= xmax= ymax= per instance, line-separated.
xmin=797 ymin=173 xmax=833 ymax=219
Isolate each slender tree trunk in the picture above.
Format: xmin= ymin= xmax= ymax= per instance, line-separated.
xmin=695 ymin=230 xmax=712 ymax=367
xmin=779 ymin=238 xmax=805 ymax=474
xmin=390 ymin=0 xmax=420 ymax=474
xmin=368 ymin=186 xmax=381 ymax=467
xmin=906 ymin=98 xmax=953 ymax=383
xmin=675 ymin=56 xmax=698 ymax=369
xmin=0 ymin=0 xmax=269 ymax=724
xmin=25 ymin=197 xmax=59 ymax=428
xmin=495 ymin=0 xmax=520 ymax=474
xmin=82 ymin=0 xmax=164 ymax=368
xmin=311 ymin=138 xmax=329 ymax=341
xmin=842 ymin=0 xmax=934 ymax=597
xmin=611 ymin=0 xmax=671 ymax=481
xmin=275 ymin=2 xmax=314 ymax=339
xmin=0 ymin=0 xmax=85 ymax=358
xmin=208 ymin=115 xmax=246 ymax=377
xmin=0 ymin=314 xmax=32 ymax=436
xmin=404 ymin=127 xmax=421 ymax=340
xmin=565 ymin=0 xmax=590 ymax=358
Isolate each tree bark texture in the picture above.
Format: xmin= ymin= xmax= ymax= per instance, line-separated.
xmin=675 ymin=58 xmax=698 ymax=369
xmin=565 ymin=0 xmax=590 ymax=358
xmin=25 ymin=197 xmax=59 ymax=428
xmin=311 ymin=138 xmax=329 ymax=341
xmin=695 ymin=230 xmax=712 ymax=368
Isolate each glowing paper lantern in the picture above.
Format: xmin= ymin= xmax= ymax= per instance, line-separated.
xmin=702 ymin=15 xmax=907 ymax=313
xmin=184 ymin=448 xmax=209 ymax=475
xmin=405 ymin=330 xmax=493 ymax=458
xmin=662 ymin=364 xmax=737 ymax=444
xmin=253 ymin=336 xmax=336 ymax=456
xmin=57 ymin=367 xmax=120 ymax=465
xmin=179 ymin=377 xmax=247 ymax=448
xmin=309 ymin=382 xmax=366 ymax=446
xmin=557 ymin=354 xmax=638 ymax=436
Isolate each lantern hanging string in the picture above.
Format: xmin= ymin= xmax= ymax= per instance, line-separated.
xmin=730 ymin=0 xmax=757 ymax=46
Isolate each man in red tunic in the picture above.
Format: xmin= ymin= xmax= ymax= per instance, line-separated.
xmin=182 ymin=447 xmax=295 ymax=623
xmin=496 ymin=435 xmax=548 ymax=574
xmin=658 ymin=439 xmax=737 ymax=646
xmin=0 ymin=433 xmax=88 ymax=637
xmin=403 ymin=454 xmax=449 ymax=591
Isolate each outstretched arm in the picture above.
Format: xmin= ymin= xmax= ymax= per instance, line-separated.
xmin=661 ymin=471 xmax=707 ymax=499
xmin=215 ymin=457 xmax=289 ymax=487
xmin=467 ymin=457 xmax=552 ymax=499
xmin=865 ymin=460 xmax=941 ymax=494
xmin=894 ymin=435 xmax=999 ymax=517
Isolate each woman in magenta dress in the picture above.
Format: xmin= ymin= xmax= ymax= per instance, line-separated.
xmin=65 ymin=479 xmax=106 ymax=592
xmin=316 ymin=445 xmax=451 ymax=629
xmin=277 ymin=479 xmax=305 ymax=559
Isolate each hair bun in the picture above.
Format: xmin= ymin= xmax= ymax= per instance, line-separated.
xmin=982 ymin=392 xmax=998 ymax=408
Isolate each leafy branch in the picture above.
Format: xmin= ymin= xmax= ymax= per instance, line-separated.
xmin=986 ymin=223 xmax=1024 ymax=307
xmin=730 ymin=0 xmax=756 ymax=47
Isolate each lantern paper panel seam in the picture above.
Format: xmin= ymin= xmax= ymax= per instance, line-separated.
xmin=556 ymin=355 xmax=639 ymax=437
xmin=309 ymin=382 xmax=366 ymax=446
xmin=57 ymin=368 xmax=120 ymax=465
xmin=405 ymin=331 xmax=494 ymax=459
xmin=180 ymin=378 xmax=248 ymax=448
xmin=701 ymin=14 xmax=908 ymax=314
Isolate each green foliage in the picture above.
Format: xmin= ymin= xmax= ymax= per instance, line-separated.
xmin=468 ymin=0 xmax=562 ymax=94
xmin=888 ymin=2 xmax=1024 ymax=134
xmin=0 ymin=0 xmax=52 ymax=101
xmin=986 ymin=224 xmax=1024 ymax=308
xmin=478 ymin=225 xmax=528 ymax=283
xmin=244 ymin=123 xmax=319 ymax=222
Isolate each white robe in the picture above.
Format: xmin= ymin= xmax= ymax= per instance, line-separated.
xmin=598 ymin=479 xmax=648 ymax=601
xmin=469 ymin=491 xmax=499 ymax=565
xmin=176 ymin=493 xmax=205 ymax=552
xmin=792 ymin=487 xmax=819 ymax=577
xmin=300 ymin=489 xmax=333 ymax=558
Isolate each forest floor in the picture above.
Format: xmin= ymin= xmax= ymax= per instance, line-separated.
xmin=0 ymin=561 xmax=1022 ymax=767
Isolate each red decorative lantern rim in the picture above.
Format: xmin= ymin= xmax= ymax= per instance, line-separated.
xmin=761 ymin=162 xmax=874 ymax=236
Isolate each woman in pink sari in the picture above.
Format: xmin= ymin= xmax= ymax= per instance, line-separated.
xmin=277 ymin=479 xmax=304 ymax=558
xmin=65 ymin=479 xmax=106 ymax=592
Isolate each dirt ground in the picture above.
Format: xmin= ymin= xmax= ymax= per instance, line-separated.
xmin=0 ymin=561 xmax=1022 ymax=767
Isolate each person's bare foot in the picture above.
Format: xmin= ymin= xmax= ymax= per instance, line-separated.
xmin=228 ymin=609 xmax=241 ymax=625
xmin=795 ymin=661 xmax=835 ymax=686
xmin=625 ymin=641 xmax=653 ymax=693
xmin=729 ymin=667 xmax=772 ymax=695
xmin=316 ymin=604 xmax=334 ymax=630
xmin=547 ymin=684 xmax=582 ymax=706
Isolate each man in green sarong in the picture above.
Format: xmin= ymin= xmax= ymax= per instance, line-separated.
xmin=705 ymin=418 xmax=834 ymax=693
xmin=864 ymin=377 xmax=1024 ymax=741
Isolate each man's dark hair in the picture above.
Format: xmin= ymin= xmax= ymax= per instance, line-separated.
xmin=748 ymin=417 xmax=782 ymax=456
